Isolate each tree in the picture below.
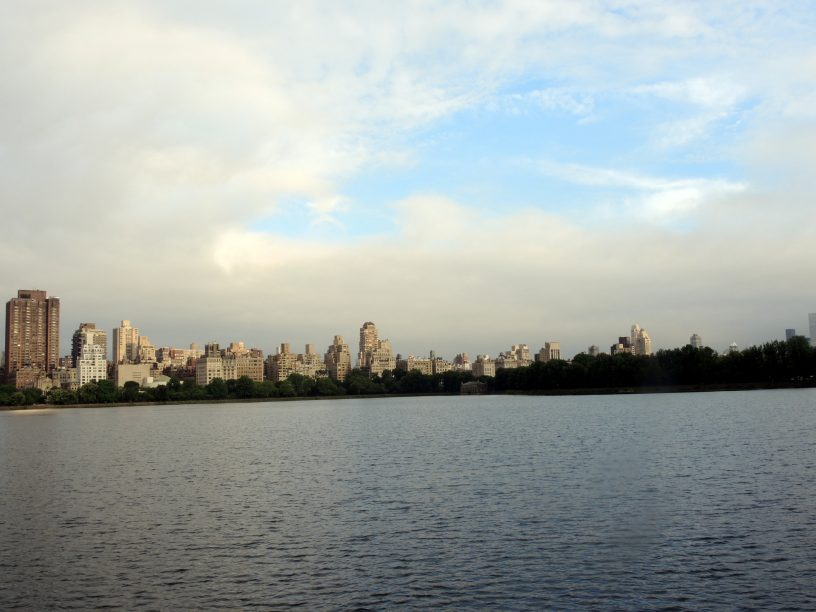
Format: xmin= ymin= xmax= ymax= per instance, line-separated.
xmin=277 ymin=380 xmax=296 ymax=397
xmin=233 ymin=376 xmax=256 ymax=399
xmin=21 ymin=388 xmax=44 ymax=405
xmin=152 ymin=384 xmax=170 ymax=402
xmin=47 ymin=388 xmax=77 ymax=405
xmin=78 ymin=383 xmax=100 ymax=404
xmin=287 ymin=373 xmax=316 ymax=396
xmin=255 ymin=380 xmax=279 ymax=398
xmin=120 ymin=381 xmax=141 ymax=402
xmin=206 ymin=378 xmax=228 ymax=399
xmin=315 ymin=377 xmax=344 ymax=396
xmin=96 ymin=380 xmax=118 ymax=403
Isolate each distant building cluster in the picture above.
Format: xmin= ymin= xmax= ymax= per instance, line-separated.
xmin=610 ymin=324 xmax=652 ymax=356
xmin=4 ymin=287 xmax=814 ymax=393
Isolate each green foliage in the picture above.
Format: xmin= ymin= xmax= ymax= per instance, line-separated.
xmin=394 ymin=369 xmax=439 ymax=393
xmin=96 ymin=380 xmax=117 ymax=403
xmin=47 ymin=388 xmax=77 ymax=405
xmin=345 ymin=369 xmax=385 ymax=394
xmin=23 ymin=388 xmax=44 ymax=405
xmin=206 ymin=378 xmax=228 ymax=399
xmin=231 ymin=376 xmax=256 ymax=399
xmin=3 ymin=336 xmax=811 ymax=408
xmin=277 ymin=380 xmax=296 ymax=397
xmin=78 ymin=382 xmax=100 ymax=404
xmin=120 ymin=381 xmax=141 ymax=402
xmin=314 ymin=377 xmax=345 ymax=396
xmin=494 ymin=338 xmax=816 ymax=392
xmin=149 ymin=384 xmax=170 ymax=402
xmin=440 ymin=370 xmax=475 ymax=393
xmin=287 ymin=373 xmax=316 ymax=397
xmin=0 ymin=385 xmax=13 ymax=406
xmin=254 ymin=380 xmax=279 ymax=398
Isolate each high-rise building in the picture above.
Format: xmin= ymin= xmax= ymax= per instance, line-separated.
xmin=631 ymin=324 xmax=653 ymax=356
xmin=266 ymin=343 xmax=324 ymax=381
xmin=587 ymin=345 xmax=600 ymax=357
xmin=137 ymin=335 xmax=157 ymax=363
xmin=611 ymin=336 xmax=633 ymax=355
xmin=77 ymin=343 xmax=107 ymax=386
xmin=432 ymin=355 xmax=453 ymax=374
xmin=357 ymin=322 xmax=395 ymax=375
xmin=471 ymin=355 xmax=496 ymax=378
xmin=196 ymin=342 xmax=226 ymax=385
xmin=324 ymin=335 xmax=352 ymax=381
xmin=4 ymin=289 xmax=60 ymax=377
xmin=367 ymin=339 xmax=396 ymax=375
xmin=112 ymin=320 xmax=140 ymax=364
xmin=690 ymin=333 xmax=703 ymax=349
xmin=267 ymin=343 xmax=299 ymax=382
xmin=358 ymin=322 xmax=379 ymax=368
xmin=497 ymin=343 xmax=534 ymax=369
xmin=809 ymin=313 xmax=816 ymax=347
xmin=71 ymin=323 xmax=107 ymax=366
xmin=536 ymin=342 xmax=561 ymax=362
xmin=785 ymin=329 xmax=796 ymax=341
xmin=452 ymin=353 xmax=471 ymax=370
xmin=397 ymin=355 xmax=434 ymax=375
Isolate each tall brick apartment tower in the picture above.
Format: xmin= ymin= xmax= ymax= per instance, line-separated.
xmin=4 ymin=289 xmax=60 ymax=377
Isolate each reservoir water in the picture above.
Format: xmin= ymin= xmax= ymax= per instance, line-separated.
xmin=1 ymin=390 xmax=815 ymax=610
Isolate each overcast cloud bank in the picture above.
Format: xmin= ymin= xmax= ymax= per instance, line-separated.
xmin=2 ymin=1 xmax=814 ymax=358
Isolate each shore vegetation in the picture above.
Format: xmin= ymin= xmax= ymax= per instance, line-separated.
xmin=1 ymin=337 xmax=814 ymax=408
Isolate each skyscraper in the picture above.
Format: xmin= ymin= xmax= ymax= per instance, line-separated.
xmin=631 ymin=324 xmax=653 ymax=356
xmin=690 ymin=333 xmax=703 ymax=349
xmin=112 ymin=320 xmax=140 ymax=364
xmin=77 ymin=343 xmax=107 ymax=386
xmin=785 ymin=329 xmax=796 ymax=341
xmin=357 ymin=321 xmax=395 ymax=375
xmin=809 ymin=313 xmax=816 ymax=347
xmin=4 ymin=289 xmax=60 ymax=377
xmin=358 ymin=321 xmax=379 ymax=368
xmin=71 ymin=323 xmax=107 ymax=366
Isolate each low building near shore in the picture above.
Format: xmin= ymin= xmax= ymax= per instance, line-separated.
xmin=461 ymin=381 xmax=487 ymax=394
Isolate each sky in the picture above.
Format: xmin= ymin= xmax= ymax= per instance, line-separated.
xmin=2 ymin=1 xmax=815 ymax=359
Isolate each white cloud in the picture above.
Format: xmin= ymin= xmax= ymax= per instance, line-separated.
xmin=499 ymin=88 xmax=596 ymax=117
xmin=1 ymin=1 xmax=815 ymax=358
xmin=631 ymin=78 xmax=745 ymax=109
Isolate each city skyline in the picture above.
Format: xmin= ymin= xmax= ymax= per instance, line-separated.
xmin=2 ymin=3 xmax=815 ymax=358
xmin=5 ymin=289 xmax=814 ymax=374
xmin=48 ymin=303 xmax=816 ymax=362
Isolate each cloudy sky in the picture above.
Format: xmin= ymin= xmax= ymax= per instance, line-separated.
xmin=2 ymin=1 xmax=815 ymax=359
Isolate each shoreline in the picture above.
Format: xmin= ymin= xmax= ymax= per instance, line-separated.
xmin=2 ymin=381 xmax=814 ymax=411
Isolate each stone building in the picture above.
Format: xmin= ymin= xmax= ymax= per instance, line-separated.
xmin=536 ymin=342 xmax=561 ymax=362
xmin=112 ymin=320 xmax=140 ymax=364
xmin=77 ymin=343 xmax=107 ymax=386
xmin=71 ymin=323 xmax=107 ymax=366
xmin=324 ymin=335 xmax=352 ymax=382
xmin=357 ymin=321 xmax=396 ymax=375
xmin=471 ymin=355 xmax=496 ymax=378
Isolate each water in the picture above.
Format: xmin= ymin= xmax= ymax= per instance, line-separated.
xmin=1 ymin=390 xmax=815 ymax=610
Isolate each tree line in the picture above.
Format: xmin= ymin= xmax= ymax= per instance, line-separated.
xmin=0 ymin=368 xmax=477 ymax=407
xmin=1 ymin=337 xmax=814 ymax=407
xmin=494 ymin=336 xmax=816 ymax=392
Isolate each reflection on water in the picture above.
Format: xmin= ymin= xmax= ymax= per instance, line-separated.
xmin=1 ymin=390 xmax=815 ymax=609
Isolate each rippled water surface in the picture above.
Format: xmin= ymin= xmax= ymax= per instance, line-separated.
xmin=2 ymin=390 xmax=815 ymax=610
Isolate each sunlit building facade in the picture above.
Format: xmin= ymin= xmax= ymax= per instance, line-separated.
xmin=4 ymin=289 xmax=60 ymax=379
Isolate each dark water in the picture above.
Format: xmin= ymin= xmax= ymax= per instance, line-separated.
xmin=1 ymin=390 xmax=815 ymax=610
